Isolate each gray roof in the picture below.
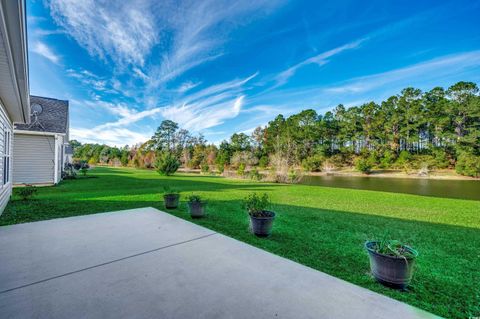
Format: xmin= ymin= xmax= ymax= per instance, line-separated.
xmin=15 ymin=96 xmax=69 ymax=134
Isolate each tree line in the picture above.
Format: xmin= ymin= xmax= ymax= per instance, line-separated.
xmin=71 ymin=81 xmax=480 ymax=178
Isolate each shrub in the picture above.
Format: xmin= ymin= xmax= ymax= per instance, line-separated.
xmin=187 ymin=194 xmax=202 ymax=203
xmin=201 ymin=163 xmax=210 ymax=174
xmin=62 ymin=163 xmax=77 ymax=179
xmin=355 ymin=157 xmax=374 ymax=174
xmin=395 ymin=150 xmax=412 ymax=173
xmin=80 ymin=167 xmax=88 ymax=176
xmin=18 ymin=185 xmax=37 ymax=201
xmin=301 ymin=154 xmax=324 ymax=172
xmin=72 ymin=160 xmax=89 ymax=170
xmin=249 ymin=167 xmax=262 ymax=181
xmin=242 ymin=192 xmax=271 ymax=217
xmin=237 ymin=163 xmax=246 ymax=176
xmin=216 ymin=163 xmax=225 ymax=174
xmin=163 ymin=186 xmax=179 ymax=195
xmin=455 ymin=152 xmax=480 ymax=177
xmin=155 ymin=152 xmax=180 ymax=176
xmin=258 ymin=156 xmax=269 ymax=168
xmin=432 ymin=148 xmax=450 ymax=169
xmin=379 ymin=150 xmax=395 ymax=168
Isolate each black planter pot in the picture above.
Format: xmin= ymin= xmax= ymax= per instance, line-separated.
xmin=188 ymin=201 xmax=206 ymax=218
xmin=365 ymin=241 xmax=418 ymax=289
xmin=163 ymin=194 xmax=180 ymax=209
xmin=249 ymin=211 xmax=275 ymax=237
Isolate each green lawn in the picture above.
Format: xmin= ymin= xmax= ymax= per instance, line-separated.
xmin=1 ymin=167 xmax=479 ymax=318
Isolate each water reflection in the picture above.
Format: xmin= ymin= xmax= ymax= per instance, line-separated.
xmin=300 ymin=175 xmax=480 ymax=200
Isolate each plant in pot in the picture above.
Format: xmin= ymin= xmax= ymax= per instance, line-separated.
xmin=243 ymin=192 xmax=275 ymax=237
xmin=163 ymin=186 xmax=180 ymax=209
xmin=187 ymin=195 xmax=206 ymax=218
xmin=365 ymin=239 xmax=418 ymax=289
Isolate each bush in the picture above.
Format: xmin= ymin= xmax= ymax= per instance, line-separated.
xmin=72 ymin=160 xmax=89 ymax=170
xmin=242 ymin=192 xmax=271 ymax=217
xmin=80 ymin=167 xmax=88 ymax=176
xmin=163 ymin=186 xmax=179 ymax=195
xmin=249 ymin=167 xmax=262 ymax=181
xmin=18 ymin=185 xmax=37 ymax=200
xmin=187 ymin=194 xmax=202 ymax=203
xmin=455 ymin=153 xmax=480 ymax=177
xmin=355 ymin=157 xmax=374 ymax=174
xmin=216 ymin=163 xmax=225 ymax=174
xmin=155 ymin=152 xmax=180 ymax=176
xmin=432 ymin=148 xmax=450 ymax=169
xmin=301 ymin=154 xmax=324 ymax=172
xmin=379 ymin=150 xmax=395 ymax=168
xmin=395 ymin=150 xmax=412 ymax=173
xmin=258 ymin=156 xmax=269 ymax=168
xmin=237 ymin=163 xmax=246 ymax=176
xmin=411 ymin=155 xmax=435 ymax=170
xmin=62 ymin=163 xmax=77 ymax=179
xmin=201 ymin=163 xmax=210 ymax=174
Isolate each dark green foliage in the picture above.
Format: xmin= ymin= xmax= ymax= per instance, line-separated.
xmin=187 ymin=194 xmax=202 ymax=203
xmin=355 ymin=157 xmax=374 ymax=174
xmin=201 ymin=163 xmax=210 ymax=174
xmin=258 ymin=155 xmax=269 ymax=168
xmin=80 ymin=167 xmax=88 ymax=176
xmin=242 ymin=192 xmax=271 ymax=217
xmin=236 ymin=163 xmax=246 ymax=176
xmin=379 ymin=150 xmax=395 ymax=168
xmin=455 ymin=152 xmax=480 ymax=177
xmin=163 ymin=186 xmax=179 ymax=195
xmin=155 ymin=152 xmax=180 ymax=176
xmin=248 ymin=167 xmax=262 ymax=181
xmin=301 ymin=154 xmax=325 ymax=172
xmin=18 ymin=185 xmax=37 ymax=201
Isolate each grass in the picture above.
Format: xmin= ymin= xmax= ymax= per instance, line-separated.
xmin=1 ymin=166 xmax=479 ymax=318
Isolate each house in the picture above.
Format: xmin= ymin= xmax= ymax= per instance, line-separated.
xmin=0 ymin=0 xmax=30 ymax=212
xmin=13 ymin=96 xmax=70 ymax=185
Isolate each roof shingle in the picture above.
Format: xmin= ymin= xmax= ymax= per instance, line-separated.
xmin=14 ymin=95 xmax=69 ymax=134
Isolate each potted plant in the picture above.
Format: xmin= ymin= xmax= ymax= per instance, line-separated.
xmin=187 ymin=195 xmax=206 ymax=218
xmin=163 ymin=186 xmax=180 ymax=209
xmin=365 ymin=239 xmax=418 ymax=289
xmin=243 ymin=192 xmax=275 ymax=237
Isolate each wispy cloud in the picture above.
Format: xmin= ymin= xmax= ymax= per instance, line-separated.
xmin=48 ymin=0 xmax=158 ymax=66
xmin=158 ymin=73 xmax=257 ymax=131
xmin=146 ymin=0 xmax=281 ymax=88
xmin=175 ymin=81 xmax=202 ymax=93
xmin=85 ymin=100 xmax=162 ymax=129
xmin=274 ymin=37 xmax=368 ymax=87
xmin=32 ymin=41 xmax=60 ymax=64
xmin=324 ymin=50 xmax=480 ymax=94
xmin=70 ymin=127 xmax=149 ymax=146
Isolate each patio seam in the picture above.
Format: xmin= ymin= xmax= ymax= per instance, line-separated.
xmin=0 ymin=232 xmax=217 ymax=295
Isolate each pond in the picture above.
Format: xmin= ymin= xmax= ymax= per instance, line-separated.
xmin=299 ymin=175 xmax=480 ymax=201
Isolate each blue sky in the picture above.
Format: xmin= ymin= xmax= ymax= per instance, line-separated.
xmin=27 ymin=0 xmax=480 ymax=146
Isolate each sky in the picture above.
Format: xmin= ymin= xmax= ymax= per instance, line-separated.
xmin=27 ymin=0 xmax=480 ymax=146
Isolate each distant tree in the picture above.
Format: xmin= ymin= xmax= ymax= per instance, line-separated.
xmin=152 ymin=120 xmax=179 ymax=151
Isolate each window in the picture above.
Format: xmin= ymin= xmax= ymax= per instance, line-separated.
xmin=3 ymin=129 xmax=10 ymax=185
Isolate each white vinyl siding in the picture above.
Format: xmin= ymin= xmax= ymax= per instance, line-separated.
xmin=0 ymin=102 xmax=13 ymax=213
xmin=13 ymin=134 xmax=55 ymax=184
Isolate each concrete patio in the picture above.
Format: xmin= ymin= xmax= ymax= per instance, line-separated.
xmin=0 ymin=208 xmax=439 ymax=318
